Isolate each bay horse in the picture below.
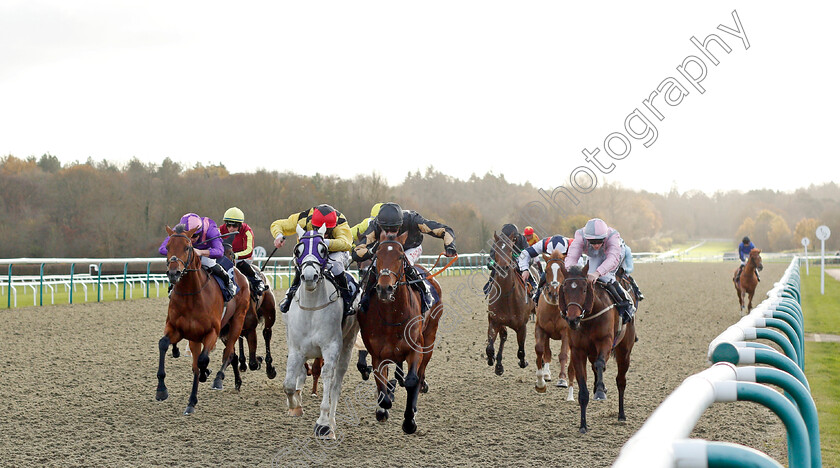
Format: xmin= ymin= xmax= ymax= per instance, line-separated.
xmin=155 ymin=224 xmax=250 ymax=415
xmin=235 ymin=265 xmax=278 ymax=379
xmin=558 ymin=263 xmax=636 ymax=433
xmin=486 ymin=230 xmax=533 ymax=376
xmin=283 ymin=225 xmax=359 ymax=440
xmin=533 ymin=250 xmax=575 ymax=399
xmin=358 ymin=230 xmax=443 ymax=434
xmin=733 ymin=248 xmax=763 ymax=314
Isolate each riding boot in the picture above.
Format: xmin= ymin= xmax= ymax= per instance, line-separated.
xmin=533 ymin=272 xmax=546 ymax=303
xmin=606 ymin=280 xmax=635 ymax=324
xmin=209 ymin=264 xmax=235 ymax=301
xmin=483 ymin=270 xmax=495 ymax=297
xmin=406 ymin=266 xmax=433 ymax=313
xmin=280 ymin=269 xmax=301 ymax=313
xmin=237 ymin=262 xmax=264 ymax=301
xmin=628 ymin=275 xmax=644 ymax=301
xmin=735 ymin=264 xmax=744 ymax=284
xmin=332 ymin=271 xmax=355 ymax=316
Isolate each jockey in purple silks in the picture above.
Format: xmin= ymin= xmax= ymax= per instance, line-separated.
xmin=564 ymin=218 xmax=636 ymax=324
xmin=159 ymin=213 xmax=236 ymax=300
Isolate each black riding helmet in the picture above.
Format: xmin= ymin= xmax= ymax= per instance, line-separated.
xmin=376 ymin=202 xmax=403 ymax=231
xmin=742 ymin=236 xmax=750 ymax=244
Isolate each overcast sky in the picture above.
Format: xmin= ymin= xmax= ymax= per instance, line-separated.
xmin=1 ymin=1 xmax=836 ymax=194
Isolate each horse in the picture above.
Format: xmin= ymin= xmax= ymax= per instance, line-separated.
xmin=155 ymin=224 xmax=250 ymax=415
xmin=533 ymin=250 xmax=575 ymax=399
xmin=358 ymin=230 xmax=443 ymax=434
xmin=282 ymin=225 xmax=359 ymax=440
xmin=558 ymin=263 xmax=636 ymax=433
xmin=486 ymin=230 xmax=533 ymax=376
xmin=733 ymin=248 xmax=763 ymax=314
xmin=234 ymin=265 xmax=278 ymax=379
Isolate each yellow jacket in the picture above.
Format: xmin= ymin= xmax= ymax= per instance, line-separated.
xmin=270 ymin=208 xmax=353 ymax=252
xmin=350 ymin=217 xmax=373 ymax=242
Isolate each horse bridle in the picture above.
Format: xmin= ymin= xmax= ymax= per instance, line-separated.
xmin=295 ymin=233 xmax=329 ymax=283
xmin=166 ymin=234 xmax=200 ymax=274
xmin=374 ymin=239 xmax=408 ymax=285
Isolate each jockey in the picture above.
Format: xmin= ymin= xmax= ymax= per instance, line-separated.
xmin=219 ymin=207 xmax=265 ymax=300
xmin=619 ymin=243 xmax=645 ymax=301
xmin=518 ymin=234 xmax=570 ymax=306
xmin=159 ymin=213 xmax=235 ymax=300
xmin=271 ymin=204 xmax=355 ymax=315
xmin=736 ymin=236 xmax=759 ymax=282
xmin=352 ymin=202 xmax=457 ymax=313
xmin=523 ymin=226 xmax=540 ymax=246
xmin=350 ymin=203 xmax=383 ymax=242
xmin=483 ymin=224 xmax=529 ymax=297
xmin=564 ymin=218 xmax=636 ymax=324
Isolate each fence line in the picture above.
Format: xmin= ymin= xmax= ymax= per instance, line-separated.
xmin=614 ymin=257 xmax=819 ymax=467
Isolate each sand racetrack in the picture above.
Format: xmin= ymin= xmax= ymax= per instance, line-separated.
xmin=0 ymin=262 xmax=789 ymax=467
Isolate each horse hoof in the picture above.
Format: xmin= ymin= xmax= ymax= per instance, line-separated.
xmin=556 ymin=379 xmax=568 ymax=388
xmin=249 ymin=361 xmax=261 ymax=371
xmin=579 ymin=425 xmax=588 ymax=434
xmin=402 ymin=418 xmax=417 ymax=434
xmin=618 ymin=414 xmax=627 ymax=422
xmin=486 ymin=356 xmax=494 ymax=366
xmin=420 ymin=381 xmax=429 ymax=394
xmin=495 ymin=365 xmax=504 ymax=376
xmin=314 ymin=424 xmax=333 ymax=439
xmin=235 ymin=380 xmax=242 ymax=391
xmin=376 ymin=409 xmax=389 ymax=422
xmin=155 ymin=389 xmax=169 ymax=401
xmin=594 ymin=391 xmax=607 ymax=401
xmin=534 ymin=385 xmax=547 ymax=394
xmin=519 ymin=360 xmax=528 ymax=369
xmin=266 ymin=367 xmax=277 ymax=379
xmin=172 ymin=348 xmax=180 ymax=358
xmin=288 ymin=407 xmax=303 ymax=417
xmin=184 ymin=406 xmax=195 ymax=416
xmin=380 ymin=396 xmax=392 ymax=410
xmin=212 ymin=379 xmax=224 ymax=390
xmin=239 ymin=363 xmax=247 ymax=372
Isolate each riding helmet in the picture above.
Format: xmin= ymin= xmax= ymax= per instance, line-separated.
xmin=180 ymin=213 xmax=203 ymax=236
xmin=583 ymin=218 xmax=608 ymax=240
xmin=223 ymin=207 xmax=245 ymax=223
xmin=376 ymin=202 xmax=403 ymax=230
xmin=742 ymin=236 xmax=750 ymax=244
xmin=523 ymin=226 xmax=534 ymax=236
xmin=311 ymin=204 xmax=338 ymax=228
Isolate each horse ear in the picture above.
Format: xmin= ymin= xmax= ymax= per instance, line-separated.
xmin=582 ymin=262 xmax=589 ymax=276
xmin=318 ymin=224 xmax=327 ymax=236
xmin=166 ymin=225 xmax=174 ymax=235
xmin=397 ymin=231 xmax=409 ymax=244
xmin=296 ymin=224 xmax=305 ymax=237
xmin=186 ymin=226 xmax=198 ymax=238
xmin=493 ymin=231 xmax=498 ymax=240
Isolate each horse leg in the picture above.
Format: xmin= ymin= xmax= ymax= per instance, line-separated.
xmin=402 ymin=355 xmax=421 ymax=435
xmin=314 ymin=346 xmax=339 ymax=440
xmin=572 ymin=348 xmax=589 ymax=433
xmin=236 ymin=336 xmax=246 ymax=372
xmin=565 ymin=344 xmax=576 ymax=402
xmin=263 ymin=321 xmax=277 ymax=379
xmin=747 ymin=289 xmax=755 ymax=311
xmin=615 ymin=327 xmax=634 ymax=422
xmin=171 ymin=342 xmax=180 ymax=358
xmin=310 ymin=358 xmax=322 ymax=397
xmin=185 ymin=340 xmax=204 ymax=415
xmin=213 ymin=326 xmax=244 ymax=391
xmin=495 ymin=327 xmax=508 ymax=376
xmin=515 ymin=322 xmax=528 ymax=369
xmin=486 ymin=320 xmax=499 ymax=367
xmin=592 ymin=355 xmax=607 ymax=401
xmin=156 ymin=333 xmax=176 ymax=401
xmin=246 ymin=329 xmax=262 ymax=371
xmin=371 ymin=356 xmax=391 ymax=422
xmin=534 ymin=325 xmax=548 ymax=393
xmin=284 ymin=350 xmax=305 ymax=417
xmin=557 ymin=329 xmax=570 ymax=389
xmin=356 ymin=350 xmax=372 ymax=381
xmin=330 ymin=330 xmax=357 ymax=430
xmin=543 ymin=339 xmax=552 ymax=382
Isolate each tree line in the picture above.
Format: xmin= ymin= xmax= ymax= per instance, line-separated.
xmin=1 ymin=154 xmax=838 ymax=260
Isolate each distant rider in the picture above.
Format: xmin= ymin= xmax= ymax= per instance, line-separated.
xmin=219 ymin=207 xmax=265 ymax=301
xmin=518 ymin=234 xmax=570 ymax=306
xmin=736 ymin=236 xmax=759 ymax=283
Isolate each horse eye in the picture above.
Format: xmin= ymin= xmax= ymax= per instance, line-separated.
xmin=318 ymin=244 xmax=328 ymax=257
xmin=294 ymin=244 xmax=305 ymax=257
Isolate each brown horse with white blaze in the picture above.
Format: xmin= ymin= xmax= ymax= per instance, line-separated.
xmin=155 ymin=225 xmax=250 ymax=415
xmin=559 ymin=263 xmax=635 ymax=433
xmin=734 ymin=248 xmax=763 ymax=314
xmin=486 ymin=231 xmax=534 ymax=376
xmin=533 ymin=250 xmax=575 ymax=398
xmin=358 ymin=230 xmax=443 ymax=434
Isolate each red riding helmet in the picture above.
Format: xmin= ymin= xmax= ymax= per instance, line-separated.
xmin=311 ymin=204 xmax=338 ymax=229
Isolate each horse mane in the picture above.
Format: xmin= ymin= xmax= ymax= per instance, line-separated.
xmin=173 ymin=223 xmax=187 ymax=234
xmin=567 ymin=264 xmax=585 ymax=277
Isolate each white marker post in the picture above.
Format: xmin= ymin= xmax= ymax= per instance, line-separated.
xmin=801 ymin=237 xmax=810 ymax=275
xmin=816 ymin=225 xmax=831 ymax=295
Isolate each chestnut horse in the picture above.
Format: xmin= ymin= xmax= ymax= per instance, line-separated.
xmin=533 ymin=250 xmax=575 ymax=399
xmin=235 ymin=265 xmax=278 ymax=379
xmin=155 ymin=225 xmax=250 ymax=415
xmin=558 ymin=263 xmax=636 ymax=433
xmin=733 ymin=248 xmax=763 ymax=314
xmin=358 ymin=231 xmax=443 ymax=434
xmin=486 ymin=230 xmax=533 ymax=376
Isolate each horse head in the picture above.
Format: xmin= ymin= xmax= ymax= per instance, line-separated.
xmin=294 ymin=224 xmax=329 ymax=291
xmin=165 ymin=224 xmax=200 ymax=284
xmin=491 ymin=231 xmax=514 ymax=273
xmin=542 ymin=250 xmax=566 ymax=307
xmin=560 ymin=263 xmax=594 ymax=330
xmin=374 ymin=230 xmax=409 ymax=303
xmin=750 ymin=248 xmax=763 ymax=272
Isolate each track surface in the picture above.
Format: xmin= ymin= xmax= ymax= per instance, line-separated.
xmin=0 ymin=262 xmax=788 ymax=467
